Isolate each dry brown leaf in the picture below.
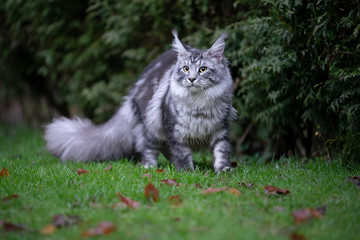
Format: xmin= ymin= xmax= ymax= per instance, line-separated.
xmin=172 ymin=217 xmax=181 ymax=222
xmin=292 ymin=208 xmax=314 ymax=225
xmin=52 ymin=214 xmax=66 ymax=227
xmin=2 ymin=194 xmax=18 ymax=202
xmin=202 ymin=187 xmax=227 ymax=194
xmin=104 ymin=165 xmax=112 ymax=172
xmin=0 ymin=221 xmax=26 ymax=232
xmin=290 ymin=232 xmax=306 ymax=240
xmin=227 ymin=188 xmax=242 ymax=197
xmin=116 ymin=192 xmax=141 ymax=209
xmin=144 ymin=182 xmax=160 ymax=202
xmin=347 ymin=175 xmax=360 ymax=188
xmin=169 ymin=195 xmax=183 ymax=206
xmin=264 ymin=185 xmax=290 ymax=195
xmin=52 ymin=214 xmax=81 ymax=227
xmin=292 ymin=206 xmax=325 ymax=225
xmin=155 ymin=169 xmax=165 ymax=174
xmin=0 ymin=167 xmax=9 ymax=178
xmin=161 ymin=179 xmax=179 ymax=186
xmin=231 ymin=162 xmax=238 ymax=168
xmin=77 ymin=169 xmax=88 ymax=175
xmin=40 ymin=224 xmax=56 ymax=235
xmin=239 ymin=182 xmax=254 ymax=188
xmin=82 ymin=221 xmax=116 ymax=237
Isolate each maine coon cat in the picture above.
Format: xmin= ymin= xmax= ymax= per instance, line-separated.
xmin=45 ymin=31 xmax=237 ymax=173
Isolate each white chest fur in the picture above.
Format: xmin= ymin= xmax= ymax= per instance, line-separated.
xmin=172 ymin=94 xmax=227 ymax=143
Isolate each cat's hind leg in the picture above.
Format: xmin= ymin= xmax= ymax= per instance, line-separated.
xmin=133 ymin=120 xmax=161 ymax=168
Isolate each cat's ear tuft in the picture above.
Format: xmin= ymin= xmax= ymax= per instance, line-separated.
xmin=172 ymin=30 xmax=190 ymax=59
xmin=206 ymin=33 xmax=227 ymax=63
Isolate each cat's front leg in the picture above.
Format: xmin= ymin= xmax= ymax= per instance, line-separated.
xmin=168 ymin=141 xmax=195 ymax=171
xmin=141 ymin=149 xmax=159 ymax=168
xmin=211 ymin=130 xmax=232 ymax=173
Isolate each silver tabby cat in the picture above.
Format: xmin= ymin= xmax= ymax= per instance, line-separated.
xmin=45 ymin=31 xmax=237 ymax=173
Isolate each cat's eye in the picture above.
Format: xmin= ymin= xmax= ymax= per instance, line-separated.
xmin=183 ymin=66 xmax=190 ymax=73
xmin=199 ymin=66 xmax=208 ymax=73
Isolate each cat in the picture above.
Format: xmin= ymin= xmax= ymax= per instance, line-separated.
xmin=44 ymin=30 xmax=237 ymax=173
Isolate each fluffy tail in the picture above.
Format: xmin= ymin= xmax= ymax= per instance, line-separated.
xmin=44 ymin=102 xmax=136 ymax=162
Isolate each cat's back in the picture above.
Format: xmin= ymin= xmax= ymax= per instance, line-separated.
xmin=140 ymin=49 xmax=178 ymax=81
xmin=130 ymin=49 xmax=178 ymax=117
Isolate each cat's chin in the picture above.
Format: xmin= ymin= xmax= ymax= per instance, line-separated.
xmin=187 ymin=85 xmax=202 ymax=93
xmin=182 ymin=83 xmax=202 ymax=90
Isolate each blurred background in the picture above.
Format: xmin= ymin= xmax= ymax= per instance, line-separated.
xmin=0 ymin=0 xmax=359 ymax=161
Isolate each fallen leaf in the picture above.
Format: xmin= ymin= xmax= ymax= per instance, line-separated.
xmin=193 ymin=184 xmax=202 ymax=189
xmin=0 ymin=167 xmax=9 ymax=178
xmin=82 ymin=221 xmax=116 ymax=237
xmin=40 ymin=224 xmax=56 ymax=235
xmin=116 ymin=192 xmax=140 ymax=209
xmin=2 ymin=194 xmax=18 ymax=202
xmin=169 ymin=195 xmax=182 ymax=206
xmin=239 ymin=182 xmax=254 ymax=188
xmin=231 ymin=161 xmax=238 ymax=168
xmin=52 ymin=214 xmax=82 ymax=227
xmin=264 ymin=185 xmax=290 ymax=195
xmin=77 ymin=169 xmax=88 ymax=175
xmin=290 ymin=232 xmax=306 ymax=240
xmin=104 ymin=165 xmax=112 ymax=172
xmin=315 ymin=204 xmax=327 ymax=215
xmin=161 ymin=179 xmax=179 ymax=186
xmin=292 ymin=208 xmax=313 ymax=225
xmin=204 ymin=171 xmax=210 ymax=177
xmin=172 ymin=217 xmax=181 ymax=222
xmin=144 ymin=182 xmax=160 ymax=202
xmin=155 ymin=169 xmax=164 ymax=174
xmin=347 ymin=176 xmax=360 ymax=188
xmin=141 ymin=173 xmax=152 ymax=178
xmin=202 ymin=187 xmax=227 ymax=194
xmin=227 ymin=188 xmax=242 ymax=197
xmin=0 ymin=221 xmax=26 ymax=232
xmin=291 ymin=206 xmax=325 ymax=225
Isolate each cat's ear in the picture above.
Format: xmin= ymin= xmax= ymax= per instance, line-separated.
xmin=205 ymin=33 xmax=228 ymax=63
xmin=172 ymin=30 xmax=190 ymax=59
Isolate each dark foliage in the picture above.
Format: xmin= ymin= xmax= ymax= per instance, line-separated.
xmin=1 ymin=0 xmax=359 ymax=161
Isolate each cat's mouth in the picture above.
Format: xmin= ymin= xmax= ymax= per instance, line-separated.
xmin=184 ymin=82 xmax=200 ymax=88
xmin=187 ymin=84 xmax=199 ymax=88
xmin=182 ymin=80 xmax=204 ymax=91
xmin=187 ymin=85 xmax=203 ymax=93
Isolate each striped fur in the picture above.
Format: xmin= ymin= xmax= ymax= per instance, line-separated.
xmin=45 ymin=32 xmax=237 ymax=173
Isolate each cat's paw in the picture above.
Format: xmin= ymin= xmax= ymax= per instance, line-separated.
xmin=214 ymin=165 xmax=233 ymax=174
xmin=139 ymin=162 xmax=157 ymax=169
xmin=175 ymin=163 xmax=195 ymax=172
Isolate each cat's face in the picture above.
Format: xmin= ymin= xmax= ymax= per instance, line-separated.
xmin=172 ymin=31 xmax=229 ymax=92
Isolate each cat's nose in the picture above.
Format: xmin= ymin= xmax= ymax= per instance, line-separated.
xmin=188 ymin=78 xmax=196 ymax=82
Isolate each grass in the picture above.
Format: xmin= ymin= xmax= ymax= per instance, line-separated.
xmin=0 ymin=126 xmax=359 ymax=240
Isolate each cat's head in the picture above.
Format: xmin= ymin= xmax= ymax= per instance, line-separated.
xmin=171 ymin=30 xmax=230 ymax=92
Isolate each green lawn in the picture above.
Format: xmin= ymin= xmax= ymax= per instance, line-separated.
xmin=0 ymin=127 xmax=359 ymax=240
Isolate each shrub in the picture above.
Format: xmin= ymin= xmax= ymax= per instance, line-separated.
xmin=1 ymin=0 xmax=359 ymax=161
